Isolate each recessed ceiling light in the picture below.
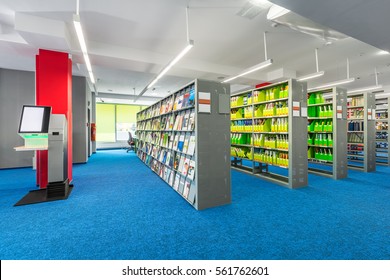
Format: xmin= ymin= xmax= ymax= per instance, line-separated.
xmin=108 ymin=89 xmax=113 ymax=92
xmin=249 ymin=0 xmax=271 ymax=6
xmin=378 ymin=50 xmax=390 ymax=55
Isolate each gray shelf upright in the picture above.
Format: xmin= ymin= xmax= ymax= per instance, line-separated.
xmin=375 ymin=96 xmax=389 ymax=166
xmin=136 ymin=79 xmax=231 ymax=210
xmin=307 ymin=87 xmax=348 ymax=179
xmin=347 ymin=92 xmax=376 ymax=172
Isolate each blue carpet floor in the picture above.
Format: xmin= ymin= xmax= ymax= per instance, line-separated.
xmin=0 ymin=150 xmax=389 ymax=260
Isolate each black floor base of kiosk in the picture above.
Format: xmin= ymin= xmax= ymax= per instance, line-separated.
xmin=14 ymin=179 xmax=72 ymax=207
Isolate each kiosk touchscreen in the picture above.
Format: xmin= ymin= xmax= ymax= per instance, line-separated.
xmin=16 ymin=105 xmax=51 ymax=150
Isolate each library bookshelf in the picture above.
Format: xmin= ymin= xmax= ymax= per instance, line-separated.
xmin=347 ymin=92 xmax=376 ymax=172
xmin=136 ymin=79 xmax=231 ymax=210
xmin=307 ymin=87 xmax=348 ymax=179
xmin=230 ymin=79 xmax=308 ymax=189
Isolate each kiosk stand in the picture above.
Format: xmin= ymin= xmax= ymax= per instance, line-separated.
xmin=47 ymin=114 xmax=70 ymax=198
xmin=14 ymin=105 xmax=72 ymax=206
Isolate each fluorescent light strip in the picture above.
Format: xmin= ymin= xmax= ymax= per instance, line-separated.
xmin=134 ymin=41 xmax=194 ymax=101
xmin=308 ymin=77 xmax=355 ymax=91
xmin=73 ymin=14 xmax=95 ymax=85
xmin=222 ymin=59 xmax=273 ymax=83
xmin=297 ymin=71 xmax=324 ymax=81
xmin=147 ymin=41 xmax=194 ymax=89
xmin=347 ymin=84 xmax=383 ymax=94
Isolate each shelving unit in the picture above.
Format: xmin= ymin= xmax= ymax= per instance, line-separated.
xmin=230 ymin=79 xmax=308 ymax=189
xmin=136 ymin=79 xmax=231 ymax=210
xmin=347 ymin=92 xmax=376 ymax=172
xmin=375 ymin=97 xmax=389 ymax=166
xmin=307 ymin=87 xmax=348 ymax=179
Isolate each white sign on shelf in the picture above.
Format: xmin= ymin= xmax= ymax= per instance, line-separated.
xmin=301 ymin=107 xmax=307 ymax=117
xmin=337 ymin=105 xmax=343 ymax=119
xmin=198 ymin=92 xmax=211 ymax=113
xmin=292 ymin=101 xmax=300 ymax=117
xmin=368 ymin=108 xmax=372 ymax=120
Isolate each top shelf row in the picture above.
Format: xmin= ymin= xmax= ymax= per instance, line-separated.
xmin=231 ymin=82 xmax=289 ymax=108
xmin=138 ymin=83 xmax=196 ymax=121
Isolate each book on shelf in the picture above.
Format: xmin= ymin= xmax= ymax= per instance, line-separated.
xmin=173 ymin=154 xmax=180 ymax=170
xmin=161 ymin=116 xmax=167 ymax=130
xmin=155 ymin=132 xmax=161 ymax=145
xmin=182 ymin=111 xmax=190 ymax=130
xmin=348 ymin=121 xmax=364 ymax=131
xmin=177 ymin=113 xmax=184 ymax=130
xmin=178 ymin=176 xmax=185 ymax=194
xmin=156 ymin=163 xmax=164 ymax=178
xmin=173 ymin=94 xmax=179 ymax=111
xmin=188 ymin=88 xmax=195 ymax=107
xmin=186 ymin=135 xmax=196 ymax=156
xmin=166 ymin=114 xmax=174 ymax=130
xmin=160 ymin=149 xmax=166 ymax=163
xmin=177 ymin=94 xmax=184 ymax=110
xmin=182 ymin=157 xmax=190 ymax=176
xmin=182 ymin=180 xmax=191 ymax=199
xmin=173 ymin=114 xmax=181 ymax=130
xmin=178 ymin=155 xmax=186 ymax=172
xmin=173 ymin=134 xmax=179 ymax=150
xmin=158 ymin=133 xmax=163 ymax=146
xmin=168 ymin=152 xmax=174 ymax=168
xmin=146 ymin=155 xmax=152 ymax=166
xmin=182 ymin=90 xmax=190 ymax=108
xmin=165 ymin=151 xmax=171 ymax=166
xmin=168 ymin=170 xmax=175 ymax=186
xmin=167 ymin=96 xmax=174 ymax=112
xmin=152 ymin=145 xmax=157 ymax=158
xmin=163 ymin=167 xmax=168 ymax=181
xmin=160 ymin=102 xmax=166 ymax=115
xmin=165 ymin=133 xmax=170 ymax=147
xmin=182 ymin=134 xmax=190 ymax=154
xmin=168 ymin=134 xmax=175 ymax=150
xmin=177 ymin=134 xmax=185 ymax=152
xmin=173 ymin=173 xmax=180 ymax=191
xmin=164 ymin=116 xmax=169 ymax=130
xmin=188 ymin=112 xmax=195 ymax=131
xmin=187 ymin=160 xmax=195 ymax=181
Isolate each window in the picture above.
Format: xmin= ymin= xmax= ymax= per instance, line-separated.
xmin=96 ymin=103 xmax=145 ymax=143
xmin=96 ymin=104 xmax=115 ymax=142
xmin=116 ymin=105 xmax=139 ymax=141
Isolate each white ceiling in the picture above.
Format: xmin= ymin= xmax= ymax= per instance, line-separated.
xmin=1 ymin=0 xmax=390 ymax=105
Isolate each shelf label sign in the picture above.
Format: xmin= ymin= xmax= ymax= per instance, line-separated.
xmin=198 ymin=92 xmax=211 ymax=113
xmin=368 ymin=109 xmax=372 ymax=120
xmin=292 ymin=101 xmax=300 ymax=117
xmin=337 ymin=105 xmax=343 ymax=119
xmin=301 ymin=107 xmax=307 ymax=117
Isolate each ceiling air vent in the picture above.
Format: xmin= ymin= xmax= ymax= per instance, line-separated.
xmin=267 ymin=4 xmax=348 ymax=42
xmin=236 ymin=0 xmax=272 ymax=20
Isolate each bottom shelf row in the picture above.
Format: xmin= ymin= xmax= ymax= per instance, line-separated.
xmin=137 ymin=151 xmax=196 ymax=205
xmin=230 ymin=146 xmax=289 ymax=168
